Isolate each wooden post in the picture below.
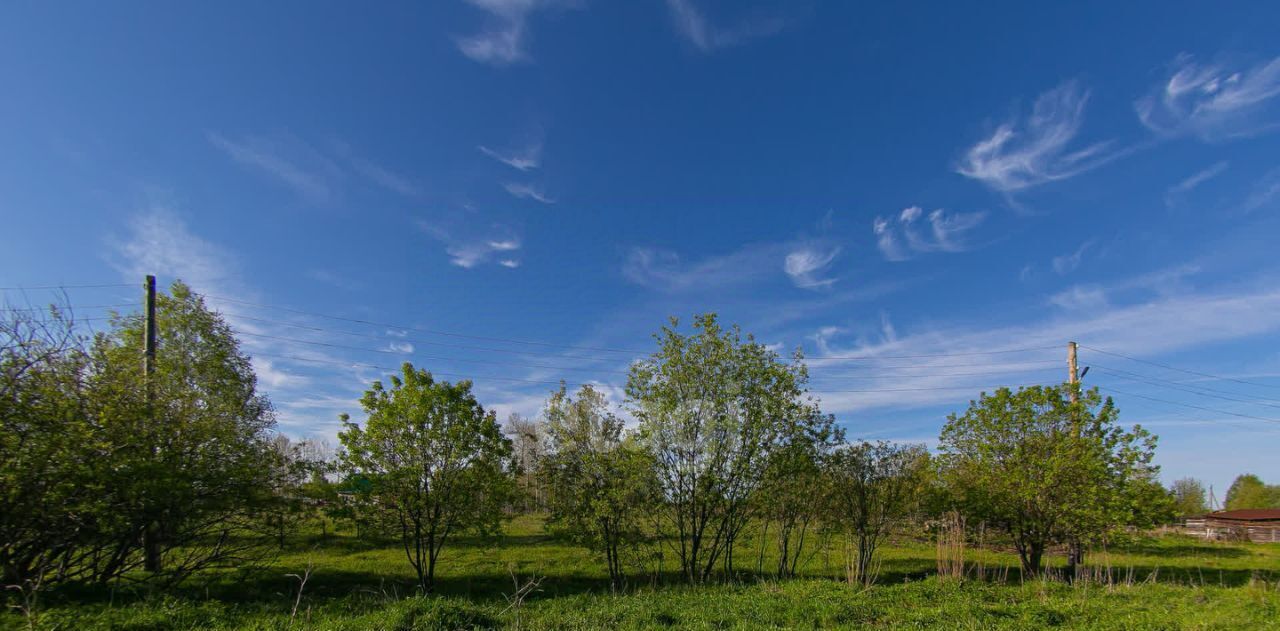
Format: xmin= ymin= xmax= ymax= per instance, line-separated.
xmin=1067 ymin=341 xmax=1079 ymax=403
xmin=1065 ymin=340 xmax=1083 ymax=579
xmin=143 ymin=275 xmax=162 ymax=572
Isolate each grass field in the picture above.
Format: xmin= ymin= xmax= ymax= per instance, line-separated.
xmin=5 ymin=515 xmax=1279 ymax=630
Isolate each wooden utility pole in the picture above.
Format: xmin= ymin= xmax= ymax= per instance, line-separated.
xmin=1067 ymin=341 xmax=1079 ymax=403
xmin=145 ymin=275 xmax=157 ymax=386
xmin=1065 ymin=340 xmax=1083 ymax=580
xmin=143 ymin=275 xmax=162 ymax=573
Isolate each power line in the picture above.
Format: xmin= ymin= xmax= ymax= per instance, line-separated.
xmin=236 ymin=327 xmax=1063 ymax=386
xmin=815 ymin=381 xmax=1051 ymax=394
xmin=1096 ymin=386 xmax=1280 ymax=425
xmin=1082 ymin=345 xmax=1280 ymax=392
xmin=0 ymin=303 xmax=137 ymax=312
xmin=249 ymin=349 xmax=1048 ymax=396
xmin=232 ymin=311 xmax=1064 ymax=377
xmin=1090 ymin=365 xmax=1280 ymax=410
xmin=236 ymin=330 xmax=636 ymax=376
xmin=204 ymin=294 xmax=649 ymax=355
xmin=806 ymin=345 xmax=1059 ymax=361
xmin=204 ymin=294 xmax=1064 ymax=363
xmin=0 ymin=283 xmax=133 ymax=291
xmin=251 ymin=351 xmax=601 ymax=389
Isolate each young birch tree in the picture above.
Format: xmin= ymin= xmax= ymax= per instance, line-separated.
xmin=825 ymin=441 xmax=928 ymax=586
xmin=626 ymin=314 xmax=817 ymax=583
xmin=541 ymin=384 xmax=655 ymax=589
xmin=339 ymin=364 xmax=514 ymax=593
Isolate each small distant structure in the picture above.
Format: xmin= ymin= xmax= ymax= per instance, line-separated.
xmin=1185 ymin=509 xmax=1280 ymax=543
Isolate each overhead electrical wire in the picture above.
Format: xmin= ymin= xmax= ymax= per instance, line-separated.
xmin=1090 ymin=365 xmax=1280 ymax=410
xmin=1095 ymin=386 xmax=1280 ymax=425
xmin=0 ymin=283 xmax=134 ymax=291
xmin=15 ymin=288 xmax=1275 ymax=426
xmin=1082 ymin=344 xmax=1280 ymax=391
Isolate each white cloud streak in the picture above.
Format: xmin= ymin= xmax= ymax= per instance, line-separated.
xmin=957 ymin=80 xmax=1116 ymax=193
xmin=1166 ymin=161 xmax=1229 ymax=206
xmin=1242 ymin=166 xmax=1280 ymax=213
xmin=503 ymin=182 xmax=555 ymax=204
xmin=874 ymin=206 xmax=987 ymax=261
xmin=783 ymin=245 xmax=840 ymax=289
xmin=623 ymin=242 xmax=788 ymax=292
xmin=457 ymin=0 xmax=576 ymax=66
xmin=1137 ymin=54 xmax=1280 ymax=141
xmin=1051 ymin=239 xmax=1095 ymax=275
xmin=479 ymin=142 xmax=542 ymax=171
xmin=207 ymin=132 xmax=339 ymax=203
xmin=665 ymin=0 xmax=787 ymax=51
xmin=419 ymin=221 xmax=523 ymax=269
xmin=809 ymin=280 xmax=1280 ymax=415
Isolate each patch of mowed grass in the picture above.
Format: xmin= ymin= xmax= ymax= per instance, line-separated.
xmin=6 ymin=515 xmax=1280 ymax=630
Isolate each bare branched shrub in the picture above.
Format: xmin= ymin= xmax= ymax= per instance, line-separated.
xmin=501 ymin=564 xmax=544 ymax=631
xmin=936 ymin=511 xmax=965 ymax=581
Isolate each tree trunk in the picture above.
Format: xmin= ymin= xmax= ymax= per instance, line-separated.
xmin=143 ymin=521 xmax=162 ymax=572
xmin=1021 ymin=543 xmax=1044 ymax=579
xmin=1066 ymin=540 xmax=1085 ymax=582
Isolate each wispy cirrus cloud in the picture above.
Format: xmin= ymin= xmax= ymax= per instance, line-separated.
xmin=1137 ymin=54 xmax=1280 ymax=141
xmin=665 ymin=0 xmax=789 ymax=52
xmin=208 ymin=132 xmax=340 ymax=203
xmin=456 ymin=0 xmax=576 ymax=66
xmin=107 ymin=208 xmax=345 ymax=416
xmin=1052 ymin=239 xmax=1095 ymax=275
xmin=419 ymin=220 xmax=522 ymax=269
xmin=1166 ymin=161 xmax=1229 ymax=207
xmin=623 ymin=243 xmax=780 ymax=292
xmin=210 ymin=133 xmax=420 ymax=201
xmin=503 ymin=182 xmax=555 ymax=204
xmin=625 ymin=236 xmax=846 ymax=294
xmin=1242 ymin=166 xmax=1280 ymax=213
xmin=874 ymin=206 xmax=987 ymax=261
xmin=783 ymin=245 xmax=840 ymax=289
xmin=807 ymin=277 xmax=1280 ymax=416
xmin=479 ymin=141 xmax=542 ymax=171
xmin=957 ymin=80 xmax=1117 ymax=193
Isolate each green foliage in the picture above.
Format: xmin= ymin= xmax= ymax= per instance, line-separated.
xmin=626 ymin=314 xmax=817 ymax=583
xmin=1 ymin=282 xmax=281 ymax=586
xmin=339 ymin=363 xmax=515 ymax=592
xmin=1169 ymin=478 xmax=1208 ymax=517
xmin=1224 ymin=473 xmax=1280 ymax=510
xmin=541 ymin=384 xmax=657 ymax=589
xmin=89 ymin=281 xmax=282 ymax=580
xmin=825 ymin=441 xmax=929 ymax=586
xmin=6 ymin=515 xmax=1280 ymax=630
xmin=753 ymin=408 xmax=839 ymax=579
xmin=938 ymin=385 xmax=1166 ymax=577
xmin=0 ymin=303 xmax=95 ymax=586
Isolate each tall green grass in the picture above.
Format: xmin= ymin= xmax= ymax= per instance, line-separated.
xmin=5 ymin=515 xmax=1279 ymax=630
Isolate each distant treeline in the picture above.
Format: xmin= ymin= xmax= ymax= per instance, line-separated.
xmin=6 ymin=281 xmax=1249 ymax=595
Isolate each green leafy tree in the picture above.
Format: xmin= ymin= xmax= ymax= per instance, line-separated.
xmin=507 ymin=412 xmax=546 ymax=512
xmin=825 ymin=441 xmax=928 ymax=586
xmin=626 ymin=314 xmax=817 ymax=583
xmin=1170 ymin=478 xmax=1209 ymax=518
xmin=938 ymin=385 xmax=1162 ymax=578
xmin=541 ymin=384 xmax=656 ymax=589
xmin=754 ymin=409 xmax=839 ymax=579
xmin=88 ymin=281 xmax=282 ymax=580
xmin=1225 ymin=474 xmax=1280 ymax=510
xmin=339 ymin=363 xmax=514 ymax=593
xmin=0 ymin=302 xmax=97 ymax=586
xmin=3 ymin=284 xmax=281 ymax=586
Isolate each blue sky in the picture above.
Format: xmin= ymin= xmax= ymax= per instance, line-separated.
xmin=3 ymin=0 xmax=1280 ymax=497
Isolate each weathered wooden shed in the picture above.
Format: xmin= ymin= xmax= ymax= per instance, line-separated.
xmin=1185 ymin=509 xmax=1280 ymax=543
